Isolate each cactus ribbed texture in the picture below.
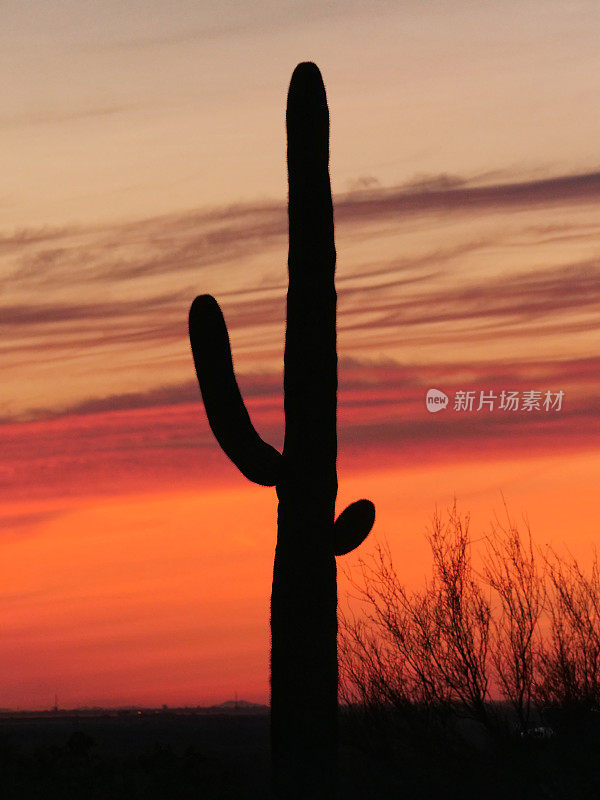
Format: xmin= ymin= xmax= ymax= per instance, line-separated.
xmin=189 ymin=62 xmax=375 ymax=800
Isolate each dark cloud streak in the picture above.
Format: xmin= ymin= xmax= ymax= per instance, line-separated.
xmin=2 ymin=167 xmax=599 ymax=419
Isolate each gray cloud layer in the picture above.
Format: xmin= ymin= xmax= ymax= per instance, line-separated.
xmin=2 ymin=169 xmax=599 ymax=419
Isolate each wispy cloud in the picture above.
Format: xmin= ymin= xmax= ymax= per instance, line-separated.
xmin=2 ymin=169 xmax=599 ymax=418
xmin=335 ymin=170 xmax=600 ymax=220
xmin=0 ymin=104 xmax=134 ymax=130
xmin=2 ymin=354 xmax=598 ymax=503
xmin=0 ymin=509 xmax=65 ymax=535
xmin=80 ymin=1 xmax=398 ymax=55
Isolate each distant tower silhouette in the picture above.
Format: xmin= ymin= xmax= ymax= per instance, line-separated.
xmin=189 ymin=62 xmax=375 ymax=799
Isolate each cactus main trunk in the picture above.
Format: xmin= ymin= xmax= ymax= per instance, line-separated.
xmin=271 ymin=62 xmax=338 ymax=800
xmin=189 ymin=61 xmax=375 ymax=800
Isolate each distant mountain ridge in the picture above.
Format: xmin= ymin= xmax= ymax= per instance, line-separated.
xmin=0 ymin=700 xmax=269 ymax=718
xmin=210 ymin=699 xmax=268 ymax=711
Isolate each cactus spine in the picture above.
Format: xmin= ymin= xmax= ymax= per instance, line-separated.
xmin=189 ymin=62 xmax=375 ymax=799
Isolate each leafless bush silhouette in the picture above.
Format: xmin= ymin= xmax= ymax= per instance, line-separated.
xmin=341 ymin=504 xmax=491 ymax=728
xmin=482 ymin=506 xmax=545 ymax=731
xmin=537 ymin=548 xmax=600 ymax=708
xmin=341 ymin=502 xmax=600 ymax=740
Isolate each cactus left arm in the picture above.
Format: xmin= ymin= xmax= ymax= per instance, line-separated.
xmin=189 ymin=294 xmax=282 ymax=487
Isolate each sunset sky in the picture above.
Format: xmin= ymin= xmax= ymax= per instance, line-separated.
xmin=1 ymin=1 xmax=600 ymax=709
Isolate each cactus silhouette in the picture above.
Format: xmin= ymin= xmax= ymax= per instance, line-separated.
xmin=189 ymin=62 xmax=375 ymax=799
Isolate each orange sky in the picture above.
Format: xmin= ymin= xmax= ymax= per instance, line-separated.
xmin=1 ymin=2 xmax=600 ymax=709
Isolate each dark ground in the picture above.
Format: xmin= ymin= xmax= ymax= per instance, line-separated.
xmin=1 ymin=707 xmax=600 ymax=799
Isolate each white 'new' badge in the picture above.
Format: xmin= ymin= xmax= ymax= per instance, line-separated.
xmin=426 ymin=389 xmax=448 ymax=413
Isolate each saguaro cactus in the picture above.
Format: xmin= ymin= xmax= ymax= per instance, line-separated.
xmin=189 ymin=62 xmax=375 ymax=799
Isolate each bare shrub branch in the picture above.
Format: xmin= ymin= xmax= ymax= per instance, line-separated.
xmin=340 ymin=502 xmax=491 ymax=726
xmin=537 ymin=548 xmax=600 ymax=707
xmin=483 ymin=504 xmax=545 ymax=730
